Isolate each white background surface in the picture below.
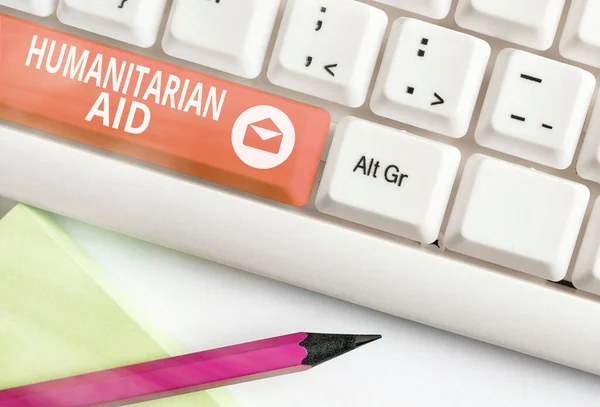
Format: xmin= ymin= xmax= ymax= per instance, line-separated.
xmin=43 ymin=213 xmax=600 ymax=407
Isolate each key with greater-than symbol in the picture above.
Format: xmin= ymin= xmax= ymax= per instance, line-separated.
xmin=371 ymin=18 xmax=490 ymax=139
xmin=0 ymin=14 xmax=331 ymax=206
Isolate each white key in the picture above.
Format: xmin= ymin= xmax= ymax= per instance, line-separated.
xmin=372 ymin=0 xmax=452 ymax=19
xmin=316 ymin=117 xmax=460 ymax=244
xmin=560 ymin=1 xmax=600 ymax=69
xmin=455 ymin=0 xmax=566 ymax=50
xmin=573 ymin=198 xmax=600 ymax=295
xmin=475 ymin=49 xmax=595 ymax=169
xmin=57 ymin=0 xmax=168 ymax=48
xmin=0 ymin=0 xmax=57 ymax=16
xmin=577 ymin=93 xmax=600 ymax=183
xmin=162 ymin=0 xmax=280 ymax=79
xmin=445 ymin=154 xmax=589 ymax=281
xmin=370 ymin=18 xmax=490 ymax=138
xmin=267 ymin=0 xmax=387 ymax=107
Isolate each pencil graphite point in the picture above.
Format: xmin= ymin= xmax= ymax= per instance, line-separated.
xmin=300 ymin=333 xmax=382 ymax=367
xmin=353 ymin=334 xmax=382 ymax=348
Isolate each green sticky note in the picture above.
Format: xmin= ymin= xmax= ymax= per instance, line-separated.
xmin=0 ymin=204 xmax=238 ymax=407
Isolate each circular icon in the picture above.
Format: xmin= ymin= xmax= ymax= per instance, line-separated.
xmin=231 ymin=105 xmax=296 ymax=170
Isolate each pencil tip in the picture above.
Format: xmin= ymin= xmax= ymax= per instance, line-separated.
xmin=300 ymin=333 xmax=382 ymax=367
xmin=354 ymin=334 xmax=382 ymax=348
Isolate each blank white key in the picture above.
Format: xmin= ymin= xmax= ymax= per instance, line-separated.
xmin=57 ymin=0 xmax=168 ymax=48
xmin=0 ymin=0 xmax=57 ymax=16
xmin=573 ymin=198 xmax=600 ymax=295
xmin=475 ymin=49 xmax=595 ymax=169
xmin=446 ymin=154 xmax=589 ymax=281
xmin=162 ymin=0 xmax=280 ymax=79
xmin=577 ymin=93 xmax=600 ymax=183
xmin=370 ymin=18 xmax=490 ymax=138
xmin=267 ymin=0 xmax=387 ymax=107
xmin=560 ymin=0 xmax=600 ymax=68
xmin=316 ymin=117 xmax=460 ymax=244
xmin=455 ymin=0 xmax=566 ymax=50
xmin=372 ymin=0 xmax=452 ymax=19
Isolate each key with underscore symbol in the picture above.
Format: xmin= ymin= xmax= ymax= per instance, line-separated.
xmin=475 ymin=49 xmax=595 ymax=169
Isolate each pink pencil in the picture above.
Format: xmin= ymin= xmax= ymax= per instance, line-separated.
xmin=0 ymin=332 xmax=381 ymax=407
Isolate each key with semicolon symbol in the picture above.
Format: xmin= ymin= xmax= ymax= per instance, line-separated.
xmin=268 ymin=0 xmax=387 ymax=108
xmin=316 ymin=117 xmax=461 ymax=244
xmin=0 ymin=14 xmax=331 ymax=206
xmin=370 ymin=18 xmax=490 ymax=138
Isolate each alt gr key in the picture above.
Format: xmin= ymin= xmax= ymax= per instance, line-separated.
xmin=316 ymin=117 xmax=460 ymax=244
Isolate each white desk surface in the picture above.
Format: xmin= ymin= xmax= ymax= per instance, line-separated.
xmin=33 ymin=212 xmax=600 ymax=406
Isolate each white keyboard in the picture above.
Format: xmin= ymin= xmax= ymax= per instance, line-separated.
xmin=1 ymin=0 xmax=600 ymax=376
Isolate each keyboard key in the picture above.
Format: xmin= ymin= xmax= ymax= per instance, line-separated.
xmin=560 ymin=0 xmax=600 ymax=68
xmin=475 ymin=49 xmax=595 ymax=169
xmin=56 ymin=0 xmax=168 ymax=48
xmin=0 ymin=0 xmax=57 ymax=16
xmin=162 ymin=0 xmax=280 ymax=79
xmin=267 ymin=0 xmax=387 ymax=107
xmin=577 ymin=93 xmax=600 ymax=183
xmin=316 ymin=117 xmax=460 ymax=243
xmin=573 ymin=198 xmax=600 ymax=295
xmin=455 ymin=0 xmax=566 ymax=50
xmin=372 ymin=0 xmax=452 ymax=19
xmin=446 ymin=154 xmax=589 ymax=281
xmin=371 ymin=18 xmax=490 ymax=138
xmin=0 ymin=14 xmax=331 ymax=206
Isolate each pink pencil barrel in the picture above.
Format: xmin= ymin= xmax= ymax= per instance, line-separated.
xmin=0 ymin=333 xmax=309 ymax=407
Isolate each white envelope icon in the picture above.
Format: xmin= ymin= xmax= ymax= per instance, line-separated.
xmin=250 ymin=125 xmax=282 ymax=140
